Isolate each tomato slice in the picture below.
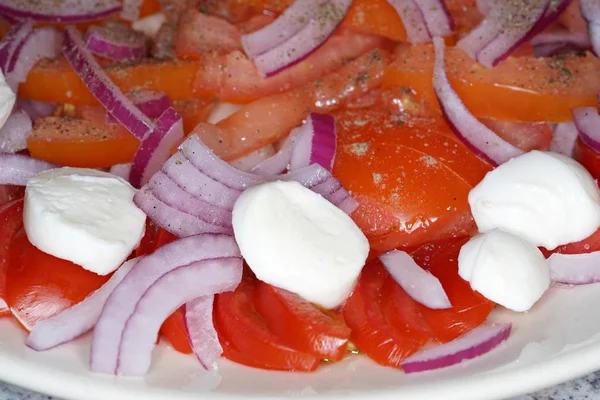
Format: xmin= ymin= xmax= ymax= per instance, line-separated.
xmin=410 ymin=238 xmax=496 ymax=343
xmin=574 ymin=137 xmax=600 ymax=181
xmin=380 ymin=276 xmax=432 ymax=347
xmin=0 ymin=199 xmax=25 ymax=317
xmin=214 ymin=277 xmax=320 ymax=371
xmin=333 ymin=106 xmax=491 ymax=254
xmin=343 ymin=262 xmax=421 ymax=368
xmin=7 ymin=229 xmax=110 ymax=331
xmin=161 ymin=306 xmax=193 ymax=354
xmin=20 ymin=57 xmax=201 ymax=105
xmin=383 ymin=44 xmax=600 ymax=122
xmin=254 ymin=281 xmax=351 ymax=361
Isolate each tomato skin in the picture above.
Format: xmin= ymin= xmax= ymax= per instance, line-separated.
xmin=214 ymin=277 xmax=320 ymax=371
xmin=333 ymin=107 xmax=491 ymax=254
xmin=161 ymin=307 xmax=193 ymax=354
xmin=0 ymin=199 xmax=25 ymax=317
xmin=410 ymin=238 xmax=496 ymax=343
xmin=343 ymin=262 xmax=421 ymax=368
xmin=7 ymin=229 xmax=110 ymax=331
xmin=380 ymin=277 xmax=432 ymax=347
xmin=574 ymin=137 xmax=600 ymax=181
xmin=254 ymin=281 xmax=351 ymax=361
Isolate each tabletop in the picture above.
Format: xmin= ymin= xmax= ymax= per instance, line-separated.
xmin=2 ymin=371 xmax=600 ymax=400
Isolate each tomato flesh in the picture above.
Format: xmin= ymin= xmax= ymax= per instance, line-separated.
xmin=333 ymin=106 xmax=491 ymax=254
xmin=383 ymin=44 xmax=600 ymax=122
xmin=0 ymin=199 xmax=25 ymax=317
xmin=343 ymin=262 xmax=421 ymax=368
xmin=215 ymin=277 xmax=319 ymax=371
xmin=380 ymin=277 xmax=432 ymax=347
xmin=7 ymin=229 xmax=110 ymax=331
xmin=410 ymin=238 xmax=496 ymax=342
xmin=254 ymin=281 xmax=351 ymax=361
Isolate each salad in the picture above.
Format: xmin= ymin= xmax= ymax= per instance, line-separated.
xmin=0 ymin=0 xmax=598 ymax=380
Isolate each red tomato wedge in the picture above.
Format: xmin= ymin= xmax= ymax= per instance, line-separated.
xmin=254 ymin=281 xmax=351 ymax=361
xmin=7 ymin=229 xmax=110 ymax=331
xmin=215 ymin=277 xmax=320 ymax=371
xmin=0 ymin=199 xmax=25 ymax=317
xmin=161 ymin=307 xmax=193 ymax=354
xmin=383 ymin=44 xmax=600 ymax=122
xmin=380 ymin=277 xmax=433 ymax=347
xmin=332 ymin=106 xmax=492 ymax=254
xmin=343 ymin=261 xmax=421 ymax=368
xmin=574 ymin=137 xmax=600 ymax=182
xmin=410 ymin=238 xmax=496 ymax=343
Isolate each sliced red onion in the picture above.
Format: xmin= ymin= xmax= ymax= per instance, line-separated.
xmin=0 ymin=0 xmax=121 ymax=23
xmin=580 ymin=0 xmax=600 ymax=56
xmin=289 ymin=113 xmax=337 ymax=171
xmin=457 ymin=6 xmax=508 ymax=59
xmin=337 ymin=195 xmax=359 ymax=215
xmin=531 ymin=30 xmax=591 ymax=57
xmin=5 ymin=27 xmax=62 ymax=92
xmin=432 ymin=37 xmax=523 ymax=166
xmin=253 ymin=0 xmax=352 ymax=77
xmin=62 ymin=26 xmax=154 ymax=140
xmin=476 ymin=0 xmax=493 ymax=14
xmin=573 ymin=107 xmax=600 ymax=153
xmin=476 ymin=0 xmax=550 ymax=67
xmin=85 ymin=21 xmax=147 ymax=62
xmin=379 ymin=250 xmax=451 ymax=309
xmin=129 ymin=107 xmax=183 ymax=188
xmin=0 ymin=109 xmax=31 ymax=153
xmin=549 ymin=122 xmax=578 ymax=157
xmin=230 ymin=145 xmax=276 ymax=173
xmin=250 ymin=137 xmax=296 ymax=176
xmin=401 ymin=323 xmax=512 ymax=373
xmin=242 ymin=0 xmax=327 ymax=59
xmin=121 ymin=0 xmax=143 ymax=21
xmin=0 ymin=19 xmax=32 ymax=72
xmin=416 ymin=0 xmax=455 ymax=38
xmin=185 ymin=296 xmax=221 ymax=370
xmin=162 ymin=152 xmax=242 ymax=211
xmin=109 ymin=163 xmax=131 ymax=181
xmin=16 ymin=100 xmax=57 ymax=120
xmin=106 ymin=91 xmax=170 ymax=124
xmin=0 ymin=153 xmax=55 ymax=185
xmin=547 ymin=251 xmax=600 ymax=284
xmin=91 ymin=234 xmax=241 ymax=374
xmin=146 ymin=171 xmax=233 ymax=229
xmin=386 ymin=0 xmax=431 ymax=44
xmin=179 ymin=133 xmax=269 ymax=190
xmin=116 ymin=258 xmax=242 ymax=376
xmin=134 ymin=190 xmax=233 ymax=237
xmin=26 ymin=258 xmax=139 ymax=351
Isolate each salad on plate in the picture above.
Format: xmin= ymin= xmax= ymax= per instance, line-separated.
xmin=0 ymin=0 xmax=598 ymax=388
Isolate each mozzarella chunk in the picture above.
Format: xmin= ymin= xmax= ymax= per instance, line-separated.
xmin=232 ymin=180 xmax=369 ymax=308
xmin=469 ymin=151 xmax=600 ymax=250
xmin=24 ymin=167 xmax=146 ymax=275
xmin=458 ymin=229 xmax=550 ymax=312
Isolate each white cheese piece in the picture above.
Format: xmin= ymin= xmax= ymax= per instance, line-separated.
xmin=24 ymin=167 xmax=147 ymax=275
xmin=458 ymin=229 xmax=550 ymax=312
xmin=469 ymin=151 xmax=600 ymax=250
xmin=207 ymin=102 xmax=243 ymax=124
xmin=0 ymin=69 xmax=15 ymax=129
xmin=232 ymin=180 xmax=369 ymax=308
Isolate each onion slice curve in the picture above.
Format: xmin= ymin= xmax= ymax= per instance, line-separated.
xmin=379 ymin=249 xmax=451 ymax=309
xmin=547 ymin=251 xmax=600 ymax=285
xmin=401 ymin=323 xmax=512 ymax=373
xmin=432 ymin=37 xmax=523 ymax=166
xmin=185 ymin=296 xmax=222 ymax=370
xmin=0 ymin=153 xmax=56 ymax=185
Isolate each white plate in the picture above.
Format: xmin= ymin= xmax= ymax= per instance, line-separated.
xmin=1 ymin=283 xmax=600 ymax=400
